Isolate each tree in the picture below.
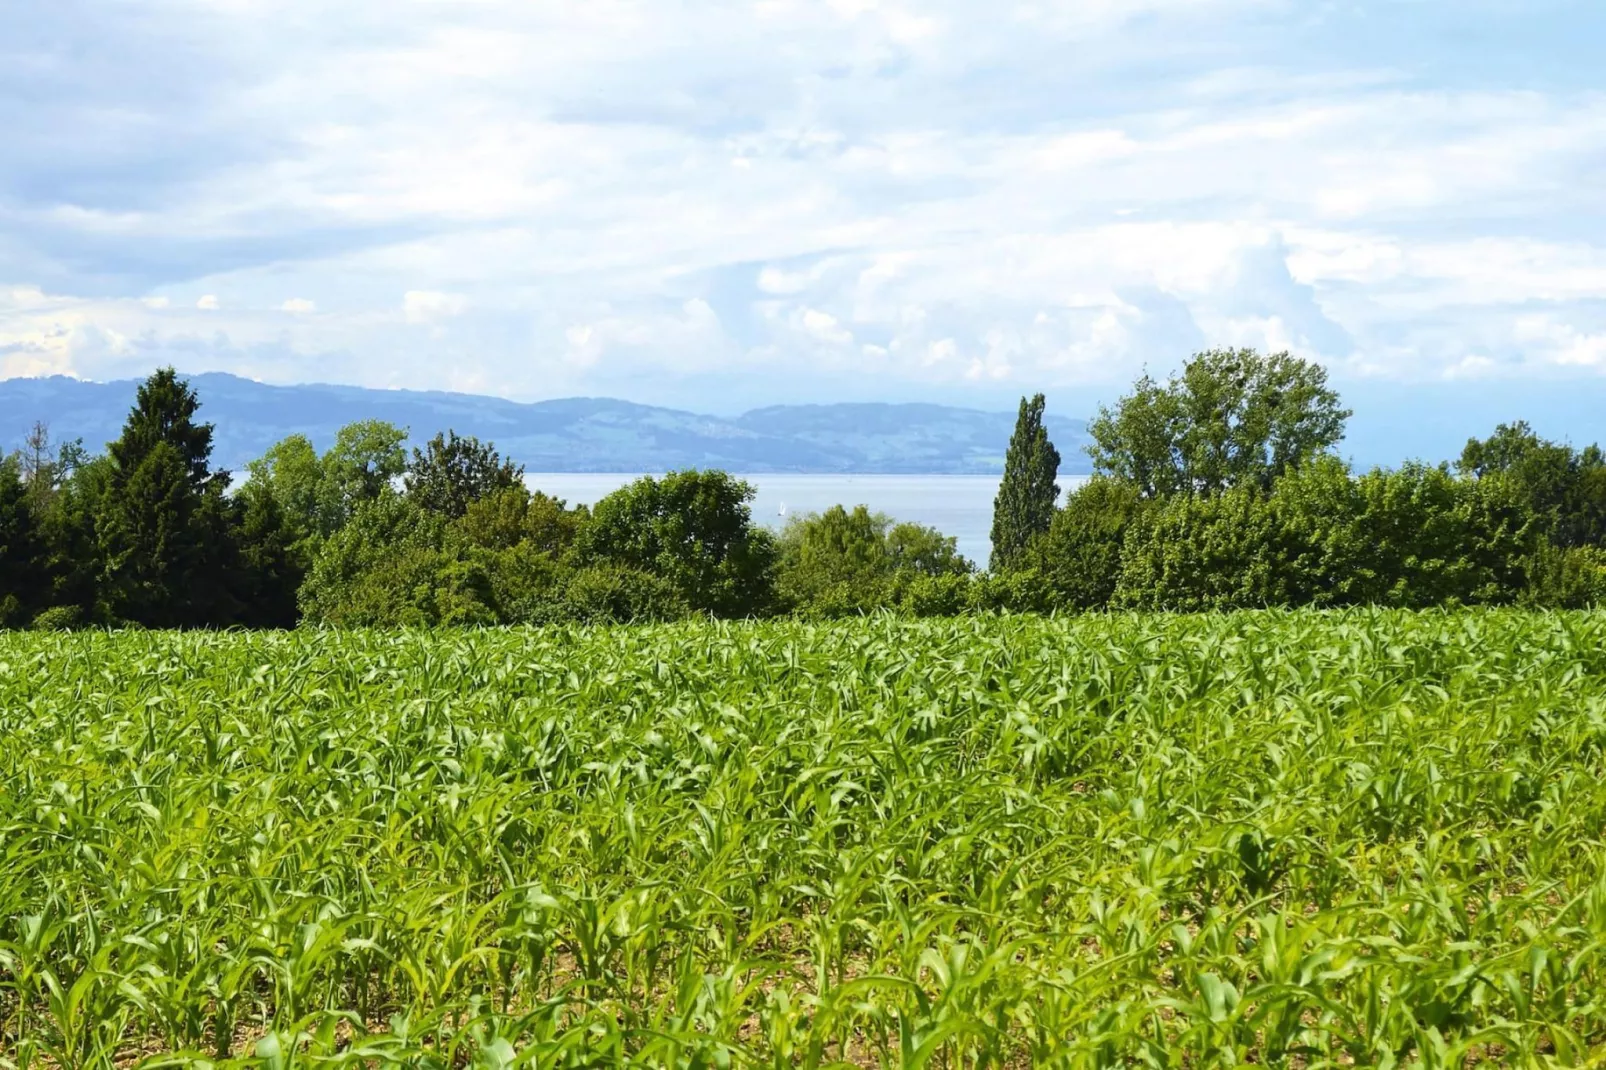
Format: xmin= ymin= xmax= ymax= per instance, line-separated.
xmin=96 ymin=368 xmax=239 ymax=626
xmin=242 ymin=433 xmax=324 ymax=546
xmin=990 ymin=393 xmax=1060 ymax=571
xmin=1458 ymin=422 xmax=1606 ymax=549
xmin=39 ymin=456 xmax=113 ymax=622
xmin=886 ymin=521 xmax=970 ymax=577
xmin=298 ymin=492 xmax=495 ymax=626
xmin=16 ymin=421 xmax=85 ymax=517
xmin=232 ymin=490 xmax=303 ymax=628
xmin=577 ymin=470 xmax=776 ymax=617
xmin=1088 ymin=348 xmax=1350 ymax=498
xmin=774 ymin=505 xmax=972 ymax=616
xmin=319 ymin=420 xmax=410 ymax=531
xmin=405 ymin=431 xmax=524 ymax=519
xmin=0 ymin=458 xmax=45 ymax=625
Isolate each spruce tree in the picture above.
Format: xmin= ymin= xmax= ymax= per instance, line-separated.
xmin=0 ymin=459 xmax=45 ymax=625
xmin=990 ymin=393 xmax=1061 ymax=572
xmin=97 ymin=368 xmax=238 ymax=626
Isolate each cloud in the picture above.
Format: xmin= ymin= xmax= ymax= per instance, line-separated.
xmin=403 ymin=289 xmax=466 ymax=324
xmin=1 ymin=0 xmax=1605 ymax=412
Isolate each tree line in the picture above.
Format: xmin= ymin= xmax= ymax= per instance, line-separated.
xmin=0 ymin=352 xmax=1601 ymax=629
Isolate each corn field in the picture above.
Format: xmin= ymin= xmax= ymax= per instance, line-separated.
xmin=4 ymin=611 xmax=1606 ymax=1067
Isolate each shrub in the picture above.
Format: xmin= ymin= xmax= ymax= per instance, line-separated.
xmin=32 ymin=605 xmax=83 ymax=631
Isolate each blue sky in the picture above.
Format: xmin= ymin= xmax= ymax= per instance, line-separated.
xmin=2 ymin=0 xmax=1604 ymax=444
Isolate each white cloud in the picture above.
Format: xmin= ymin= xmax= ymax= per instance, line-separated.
xmin=403 ymin=290 xmax=467 ymax=324
xmin=2 ymin=0 xmax=1604 ymax=409
xmin=797 ymin=307 xmax=853 ymax=346
xmin=281 ymin=298 xmax=316 ymax=313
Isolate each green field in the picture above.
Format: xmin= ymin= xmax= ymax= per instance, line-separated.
xmin=4 ymin=613 xmax=1606 ymax=1067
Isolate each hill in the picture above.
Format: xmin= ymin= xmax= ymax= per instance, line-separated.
xmin=0 ymin=373 xmax=1093 ymax=475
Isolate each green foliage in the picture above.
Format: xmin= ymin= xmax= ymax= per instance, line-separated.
xmin=1459 ymin=420 xmax=1606 ymax=549
xmin=95 ymin=370 xmax=240 ymax=627
xmin=9 ymin=612 xmax=1605 ymax=1063
xmin=1106 ymin=460 xmax=1542 ymax=612
xmin=890 ymin=570 xmax=973 ymax=616
xmin=458 ymin=486 xmax=589 ymax=556
xmin=1344 ymin=462 xmax=1535 ymax=607
xmin=241 ymin=432 xmax=324 ymax=551
xmin=989 ymin=393 xmax=1060 ymax=570
xmin=14 ymin=420 xmax=86 ymax=518
xmin=1114 ymin=484 xmax=1280 ymax=610
xmin=297 ymin=492 xmax=475 ymax=626
xmin=29 ymin=604 xmax=82 ymax=631
xmin=1522 ymin=541 xmax=1606 ymax=608
xmin=37 ymin=456 xmax=113 ymax=622
xmin=1088 ymin=347 xmax=1350 ymax=498
xmin=405 ymin=430 xmax=525 ymax=518
xmin=578 ymin=469 xmax=776 ymax=617
xmin=242 ymin=420 xmax=411 ymax=558
xmin=232 ymin=488 xmax=303 ymax=628
xmin=319 ymin=419 xmax=409 ymax=525
xmin=775 ymin=504 xmax=970 ymax=616
xmin=1025 ymin=477 xmax=1143 ymax=610
xmin=559 ymin=564 xmax=691 ymax=624
xmin=886 ymin=519 xmax=969 ymax=577
xmin=0 ymin=457 xmax=46 ymax=625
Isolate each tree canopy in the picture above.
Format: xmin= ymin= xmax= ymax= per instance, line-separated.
xmin=1087 ymin=348 xmax=1350 ymax=499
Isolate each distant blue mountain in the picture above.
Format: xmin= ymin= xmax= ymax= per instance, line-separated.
xmin=0 ymin=373 xmax=1094 ymax=475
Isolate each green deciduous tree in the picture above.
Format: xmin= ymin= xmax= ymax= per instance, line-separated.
xmin=775 ymin=505 xmax=971 ymax=616
xmin=1458 ymin=421 xmax=1606 ymax=550
xmin=405 ymin=430 xmax=524 ymax=519
xmin=319 ymin=420 xmax=410 ymax=531
xmin=1088 ymin=348 xmax=1350 ymax=499
xmin=577 ymin=470 xmax=775 ymax=617
xmin=990 ymin=393 xmax=1060 ymax=571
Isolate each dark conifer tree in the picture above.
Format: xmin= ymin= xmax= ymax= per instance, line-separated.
xmin=96 ymin=368 xmax=239 ymax=626
xmin=233 ymin=489 xmax=303 ymax=628
xmin=0 ymin=460 xmax=45 ymax=625
xmin=989 ymin=393 xmax=1061 ymax=572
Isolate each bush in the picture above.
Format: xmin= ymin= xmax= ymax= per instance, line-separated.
xmin=967 ymin=568 xmax=1056 ymax=614
xmin=1025 ymin=478 xmax=1142 ymax=610
xmin=893 ymin=572 xmax=972 ymax=617
xmin=1114 ymin=487 xmax=1279 ymax=611
xmin=559 ymin=565 xmax=690 ymax=625
xmin=1523 ymin=542 xmax=1606 ymax=608
xmin=775 ymin=505 xmax=970 ymax=617
xmin=32 ymin=605 xmax=83 ymax=631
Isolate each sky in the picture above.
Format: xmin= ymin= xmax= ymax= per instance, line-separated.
xmin=2 ymin=0 xmax=1604 ymax=439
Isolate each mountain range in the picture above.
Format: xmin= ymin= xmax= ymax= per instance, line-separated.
xmin=0 ymin=373 xmax=1094 ymax=475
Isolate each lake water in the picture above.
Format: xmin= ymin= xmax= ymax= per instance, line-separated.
xmin=525 ymin=473 xmax=1082 ymax=567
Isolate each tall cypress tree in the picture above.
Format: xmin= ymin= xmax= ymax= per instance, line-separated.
xmin=990 ymin=393 xmax=1061 ymax=572
xmin=97 ymin=368 xmax=239 ymax=626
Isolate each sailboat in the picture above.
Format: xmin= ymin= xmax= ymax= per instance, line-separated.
xmin=777 ymin=501 xmax=787 ymax=518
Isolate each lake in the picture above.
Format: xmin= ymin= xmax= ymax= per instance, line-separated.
xmin=524 ymin=473 xmax=1082 ymax=567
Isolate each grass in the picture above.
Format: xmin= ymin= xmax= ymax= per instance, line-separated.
xmin=3 ymin=610 xmax=1606 ymax=1066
